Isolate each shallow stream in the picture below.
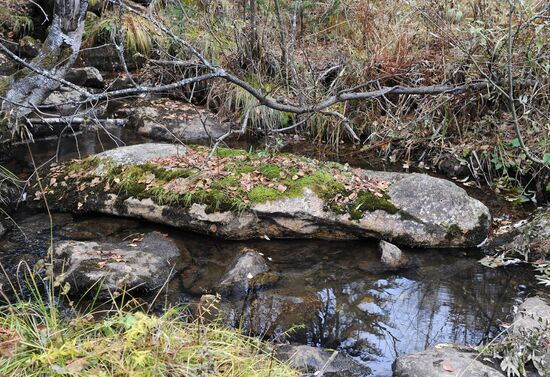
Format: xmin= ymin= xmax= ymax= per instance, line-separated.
xmin=1 ymin=130 xmax=539 ymax=376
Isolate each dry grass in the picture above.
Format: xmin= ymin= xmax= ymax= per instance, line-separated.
xmin=0 ymin=269 xmax=299 ymax=377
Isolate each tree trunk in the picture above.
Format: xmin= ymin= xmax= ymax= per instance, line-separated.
xmin=0 ymin=0 xmax=89 ymax=140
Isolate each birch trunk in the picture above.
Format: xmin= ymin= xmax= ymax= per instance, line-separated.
xmin=0 ymin=0 xmax=89 ymax=141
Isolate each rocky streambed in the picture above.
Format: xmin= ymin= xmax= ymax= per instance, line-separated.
xmin=0 ymin=211 xmax=542 ymax=376
xmin=1 ymin=137 xmax=549 ymax=376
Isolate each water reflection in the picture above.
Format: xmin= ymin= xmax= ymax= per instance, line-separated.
xmin=291 ymin=250 xmax=528 ymax=375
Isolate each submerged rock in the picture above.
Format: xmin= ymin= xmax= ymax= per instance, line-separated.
xmin=393 ymin=344 xmax=504 ymax=377
xmin=54 ymin=231 xmax=183 ymax=293
xmin=35 ymin=143 xmax=491 ymax=247
xmin=489 ymin=207 xmax=549 ymax=261
xmin=66 ymin=67 xmax=104 ymax=88
xmin=0 ymin=222 xmax=6 ymax=239
xmin=218 ymin=249 xmax=277 ymax=296
xmin=276 ymin=344 xmax=371 ymax=377
xmin=226 ymin=290 xmax=322 ymax=337
xmin=379 ymin=240 xmax=409 ymax=269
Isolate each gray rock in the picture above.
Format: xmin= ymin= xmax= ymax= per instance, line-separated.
xmin=42 ymin=88 xmax=106 ymax=117
xmin=510 ymin=296 xmax=550 ymax=372
xmin=18 ymin=36 xmax=41 ymax=58
xmin=218 ymin=249 xmax=276 ymax=295
xmin=42 ymin=87 xmax=82 ymax=107
xmin=513 ymin=297 xmax=550 ymax=334
xmin=393 ymin=345 xmax=504 ymax=377
xmin=276 ymin=344 xmax=371 ymax=377
xmin=0 ymin=176 xmax=20 ymax=211
xmin=110 ymin=76 xmax=137 ymax=91
xmin=490 ymin=207 xmax=550 ymax=261
xmin=54 ymin=231 xmax=183 ymax=293
xmin=38 ymin=143 xmax=491 ymax=247
xmin=438 ymin=156 xmax=469 ymax=179
xmin=93 ymin=143 xmax=185 ymax=169
xmin=66 ymin=67 xmax=104 ymax=88
xmin=80 ymin=45 xmax=145 ymax=72
xmin=126 ymin=102 xmax=229 ymax=143
xmin=379 ymin=240 xmax=409 ymax=269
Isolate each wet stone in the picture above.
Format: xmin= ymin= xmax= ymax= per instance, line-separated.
xmin=123 ymin=101 xmax=230 ymax=143
xmin=218 ymin=249 xmax=277 ymax=296
xmin=54 ymin=231 xmax=184 ymax=294
xmin=393 ymin=344 xmax=504 ymax=377
xmin=379 ymin=240 xmax=409 ymax=269
xmin=276 ymin=344 xmax=371 ymax=377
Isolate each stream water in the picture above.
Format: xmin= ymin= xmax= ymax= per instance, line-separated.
xmin=1 ymin=130 xmax=539 ymax=376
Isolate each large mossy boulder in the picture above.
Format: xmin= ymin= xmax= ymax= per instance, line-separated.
xmin=33 ymin=143 xmax=491 ymax=247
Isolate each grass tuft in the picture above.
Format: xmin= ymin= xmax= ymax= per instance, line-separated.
xmin=0 ymin=273 xmax=299 ymax=377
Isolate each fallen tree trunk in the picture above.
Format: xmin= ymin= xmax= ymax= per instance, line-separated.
xmin=0 ymin=0 xmax=89 ymax=140
xmin=26 ymin=117 xmax=128 ymax=126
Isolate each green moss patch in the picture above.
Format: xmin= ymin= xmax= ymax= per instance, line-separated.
xmin=39 ymin=145 xmax=399 ymax=219
xmin=348 ymin=192 xmax=399 ymax=220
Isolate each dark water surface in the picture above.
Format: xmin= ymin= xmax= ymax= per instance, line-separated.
xmin=1 ymin=131 xmax=539 ymax=376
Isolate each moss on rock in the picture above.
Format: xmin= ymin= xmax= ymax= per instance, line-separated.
xmin=40 ymin=145 xmax=399 ymax=219
xmin=348 ymin=192 xmax=399 ymax=220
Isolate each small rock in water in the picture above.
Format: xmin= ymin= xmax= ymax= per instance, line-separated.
xmin=0 ymin=222 xmax=6 ymax=239
xmin=379 ymin=240 xmax=409 ymax=269
xmin=53 ymin=231 xmax=184 ymax=294
xmin=218 ymin=248 xmax=278 ymax=296
xmin=393 ymin=344 xmax=504 ymax=377
xmin=276 ymin=344 xmax=371 ymax=377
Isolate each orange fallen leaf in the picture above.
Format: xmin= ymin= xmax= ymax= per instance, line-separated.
xmin=441 ymin=361 xmax=454 ymax=372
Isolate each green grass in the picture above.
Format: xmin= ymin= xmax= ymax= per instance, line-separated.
xmin=0 ymin=279 xmax=299 ymax=377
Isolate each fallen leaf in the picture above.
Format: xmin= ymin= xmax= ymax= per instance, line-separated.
xmin=441 ymin=362 xmax=453 ymax=372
